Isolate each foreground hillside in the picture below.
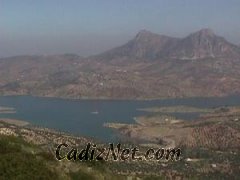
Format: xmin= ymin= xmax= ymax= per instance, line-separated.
xmin=0 ymin=29 xmax=240 ymax=99
xmin=2 ymin=133 xmax=239 ymax=180
xmin=0 ymin=105 xmax=240 ymax=179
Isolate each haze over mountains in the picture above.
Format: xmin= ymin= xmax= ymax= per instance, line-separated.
xmin=0 ymin=29 xmax=240 ymax=99
xmin=99 ymin=28 xmax=240 ymax=61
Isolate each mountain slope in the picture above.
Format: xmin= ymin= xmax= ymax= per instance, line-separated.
xmin=97 ymin=30 xmax=179 ymax=61
xmin=0 ymin=29 xmax=240 ymax=99
xmin=167 ymin=28 xmax=240 ymax=60
xmin=97 ymin=28 xmax=240 ymax=61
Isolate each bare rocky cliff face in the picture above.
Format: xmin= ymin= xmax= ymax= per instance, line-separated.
xmin=97 ymin=30 xmax=179 ymax=61
xmin=0 ymin=29 xmax=240 ymax=99
xmin=167 ymin=28 xmax=240 ymax=60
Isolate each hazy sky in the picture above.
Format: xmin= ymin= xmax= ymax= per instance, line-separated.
xmin=1 ymin=0 xmax=240 ymax=57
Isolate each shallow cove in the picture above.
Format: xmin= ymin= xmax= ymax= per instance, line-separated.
xmin=0 ymin=95 xmax=240 ymax=142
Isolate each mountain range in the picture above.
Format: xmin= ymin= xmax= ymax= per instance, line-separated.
xmin=98 ymin=28 xmax=240 ymax=61
xmin=0 ymin=28 xmax=240 ymax=99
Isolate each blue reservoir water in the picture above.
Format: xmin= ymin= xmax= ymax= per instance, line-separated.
xmin=0 ymin=95 xmax=240 ymax=141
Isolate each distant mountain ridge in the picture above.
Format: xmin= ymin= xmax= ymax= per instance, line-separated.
xmin=97 ymin=30 xmax=179 ymax=60
xmin=97 ymin=28 xmax=240 ymax=61
xmin=0 ymin=28 xmax=240 ymax=99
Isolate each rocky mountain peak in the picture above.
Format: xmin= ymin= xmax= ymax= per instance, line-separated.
xmin=134 ymin=30 xmax=163 ymax=42
xmin=136 ymin=29 xmax=153 ymax=37
xmin=168 ymin=28 xmax=240 ymax=59
xmin=195 ymin=28 xmax=215 ymax=37
xmin=97 ymin=28 xmax=240 ymax=61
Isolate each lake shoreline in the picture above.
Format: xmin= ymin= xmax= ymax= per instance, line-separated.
xmin=1 ymin=95 xmax=240 ymax=142
xmin=1 ymin=93 xmax=240 ymax=102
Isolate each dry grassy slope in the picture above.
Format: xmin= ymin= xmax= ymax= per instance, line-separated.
xmin=184 ymin=124 xmax=240 ymax=150
xmin=1 ymin=56 xmax=240 ymax=99
xmin=182 ymin=108 xmax=240 ymax=150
